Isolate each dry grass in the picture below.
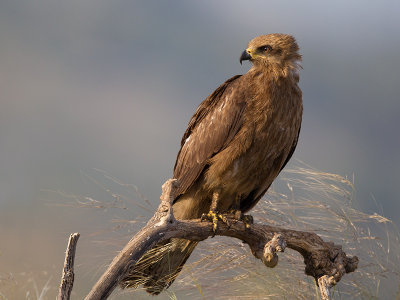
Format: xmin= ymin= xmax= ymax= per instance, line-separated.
xmin=1 ymin=162 xmax=399 ymax=299
xmin=0 ymin=271 xmax=52 ymax=300
xmin=106 ymin=161 xmax=400 ymax=299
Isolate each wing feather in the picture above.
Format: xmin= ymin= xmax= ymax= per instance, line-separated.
xmin=173 ymin=75 xmax=244 ymax=197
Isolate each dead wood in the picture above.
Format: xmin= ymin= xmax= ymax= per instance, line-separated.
xmin=81 ymin=178 xmax=358 ymax=299
xmin=58 ymin=233 xmax=80 ymax=300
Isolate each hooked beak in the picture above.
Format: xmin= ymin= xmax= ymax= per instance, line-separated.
xmin=239 ymin=49 xmax=252 ymax=65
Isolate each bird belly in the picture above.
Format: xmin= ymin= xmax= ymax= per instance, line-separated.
xmin=204 ymin=120 xmax=298 ymax=212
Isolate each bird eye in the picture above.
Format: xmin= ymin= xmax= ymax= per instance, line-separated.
xmin=260 ymin=45 xmax=272 ymax=52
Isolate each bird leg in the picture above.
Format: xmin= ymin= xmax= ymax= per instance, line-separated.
xmin=201 ymin=192 xmax=254 ymax=235
xmin=201 ymin=190 xmax=229 ymax=236
xmin=227 ymin=195 xmax=254 ymax=229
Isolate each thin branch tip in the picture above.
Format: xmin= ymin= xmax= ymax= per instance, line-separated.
xmin=318 ymin=275 xmax=336 ymax=300
xmin=58 ymin=232 xmax=80 ymax=300
xmin=262 ymin=233 xmax=286 ymax=268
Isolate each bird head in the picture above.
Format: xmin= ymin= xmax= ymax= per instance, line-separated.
xmin=240 ymin=34 xmax=302 ymax=77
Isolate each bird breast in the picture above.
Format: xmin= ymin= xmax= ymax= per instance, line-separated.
xmin=205 ymin=76 xmax=302 ymax=208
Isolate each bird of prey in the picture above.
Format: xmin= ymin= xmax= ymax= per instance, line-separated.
xmin=122 ymin=33 xmax=303 ymax=294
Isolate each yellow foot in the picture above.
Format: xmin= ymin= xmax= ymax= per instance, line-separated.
xmin=201 ymin=210 xmax=230 ymax=237
xmin=242 ymin=214 xmax=254 ymax=229
xmin=227 ymin=209 xmax=254 ymax=229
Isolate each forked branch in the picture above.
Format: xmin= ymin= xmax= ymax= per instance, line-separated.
xmin=82 ymin=179 xmax=358 ymax=299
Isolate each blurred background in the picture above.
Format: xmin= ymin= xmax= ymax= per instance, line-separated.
xmin=1 ymin=0 xmax=399 ymax=298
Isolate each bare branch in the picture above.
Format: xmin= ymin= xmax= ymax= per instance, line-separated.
xmin=85 ymin=179 xmax=358 ymax=299
xmin=58 ymin=232 xmax=80 ymax=300
xmin=318 ymin=275 xmax=336 ymax=300
xmin=262 ymin=233 xmax=286 ymax=267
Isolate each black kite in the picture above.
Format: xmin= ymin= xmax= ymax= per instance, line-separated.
xmin=123 ymin=33 xmax=303 ymax=294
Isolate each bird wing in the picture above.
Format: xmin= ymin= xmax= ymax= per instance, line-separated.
xmin=279 ymin=124 xmax=301 ymax=172
xmin=173 ymin=75 xmax=244 ymax=197
xmin=239 ymin=126 xmax=301 ymax=212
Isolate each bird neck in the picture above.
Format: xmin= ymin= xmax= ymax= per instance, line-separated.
xmin=246 ymin=63 xmax=302 ymax=102
xmin=250 ymin=58 xmax=301 ymax=83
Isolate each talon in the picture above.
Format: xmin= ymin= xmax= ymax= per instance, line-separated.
xmin=201 ymin=210 xmax=232 ymax=237
xmin=242 ymin=214 xmax=254 ymax=229
xmin=218 ymin=213 xmax=230 ymax=228
xmin=227 ymin=209 xmax=253 ymax=228
xmin=201 ymin=210 xmax=219 ymax=236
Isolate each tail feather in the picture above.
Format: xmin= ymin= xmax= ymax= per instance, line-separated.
xmin=121 ymin=238 xmax=198 ymax=295
xmin=121 ymin=192 xmax=205 ymax=294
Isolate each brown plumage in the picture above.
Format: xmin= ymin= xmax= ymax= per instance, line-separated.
xmin=122 ymin=33 xmax=303 ymax=294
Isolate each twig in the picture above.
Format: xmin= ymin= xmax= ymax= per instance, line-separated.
xmin=318 ymin=275 xmax=335 ymax=300
xmin=58 ymin=232 xmax=80 ymax=300
xmin=84 ymin=179 xmax=358 ymax=299
xmin=262 ymin=233 xmax=286 ymax=267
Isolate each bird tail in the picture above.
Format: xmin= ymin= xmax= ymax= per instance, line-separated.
xmin=121 ymin=238 xmax=198 ymax=295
